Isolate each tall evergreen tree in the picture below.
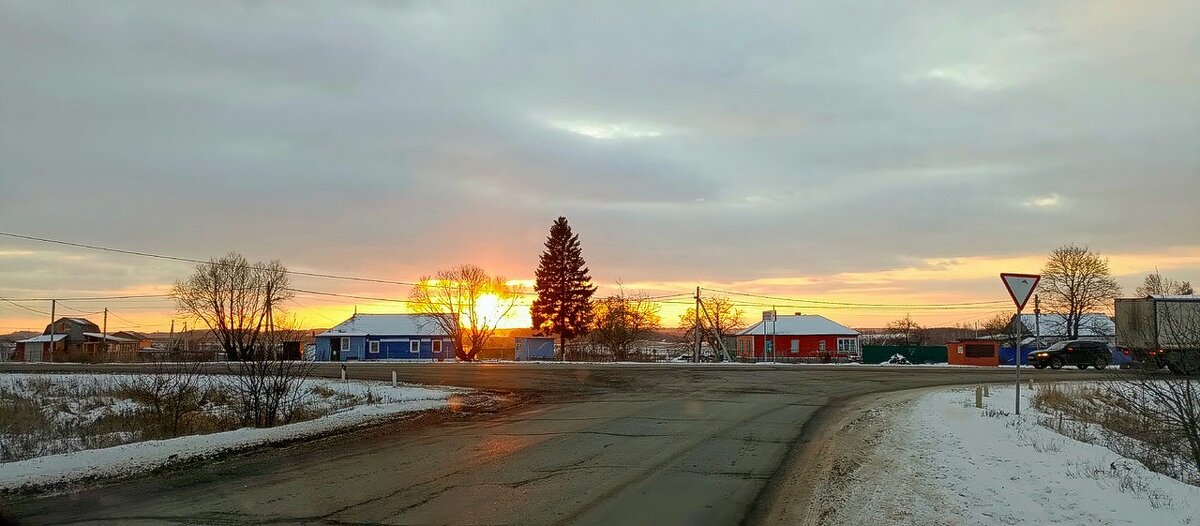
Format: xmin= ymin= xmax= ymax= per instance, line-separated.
xmin=531 ymin=217 xmax=597 ymax=353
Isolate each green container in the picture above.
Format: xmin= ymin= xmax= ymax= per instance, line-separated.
xmin=861 ymin=345 xmax=948 ymax=365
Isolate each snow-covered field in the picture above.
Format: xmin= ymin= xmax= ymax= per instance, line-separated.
xmin=0 ymin=374 xmax=459 ymax=493
xmin=825 ymin=384 xmax=1200 ymax=525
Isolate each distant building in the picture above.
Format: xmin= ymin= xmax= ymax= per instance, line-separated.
xmin=14 ymin=317 xmax=141 ymax=362
xmin=315 ymin=314 xmax=454 ymax=361
xmin=515 ymin=337 xmax=556 ymax=361
xmin=737 ymin=314 xmax=860 ymax=362
xmin=111 ymin=331 xmax=154 ymax=350
xmin=1017 ymin=313 xmax=1115 ymax=347
xmin=946 ymin=339 xmax=1000 ymax=367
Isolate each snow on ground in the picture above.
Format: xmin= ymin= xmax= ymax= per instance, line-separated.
xmin=829 ymin=385 xmax=1200 ymax=525
xmin=0 ymin=374 xmax=460 ymax=493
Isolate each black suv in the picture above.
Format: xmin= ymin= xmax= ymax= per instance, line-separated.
xmin=1028 ymin=340 xmax=1112 ymax=370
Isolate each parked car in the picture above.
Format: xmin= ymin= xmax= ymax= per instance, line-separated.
xmin=1027 ymin=340 xmax=1112 ymax=370
xmin=1109 ymin=344 xmax=1134 ymax=367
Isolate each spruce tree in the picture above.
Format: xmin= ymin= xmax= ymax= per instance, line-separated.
xmin=531 ymin=217 xmax=597 ymax=353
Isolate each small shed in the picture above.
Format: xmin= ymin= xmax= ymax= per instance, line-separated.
xmin=15 ymin=334 xmax=67 ymax=362
xmin=947 ymin=339 xmax=1000 ymax=367
xmin=515 ymin=337 xmax=556 ymax=361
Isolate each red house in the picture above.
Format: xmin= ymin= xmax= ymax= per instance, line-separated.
xmin=736 ymin=314 xmax=860 ymax=362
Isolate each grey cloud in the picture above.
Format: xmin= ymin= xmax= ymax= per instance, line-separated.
xmin=1 ymin=0 xmax=1197 ymax=295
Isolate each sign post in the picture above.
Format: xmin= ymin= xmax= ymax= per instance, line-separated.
xmin=762 ymin=310 xmax=776 ymax=363
xmin=1000 ymin=273 xmax=1040 ymax=415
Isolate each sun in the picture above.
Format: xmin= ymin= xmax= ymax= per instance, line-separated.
xmin=470 ymin=293 xmax=531 ymax=329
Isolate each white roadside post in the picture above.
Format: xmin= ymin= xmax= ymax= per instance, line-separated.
xmin=1000 ymin=273 xmax=1040 ymax=416
xmin=392 ymin=370 xmax=398 ymax=388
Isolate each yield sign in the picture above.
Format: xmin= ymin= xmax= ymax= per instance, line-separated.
xmin=1000 ymin=273 xmax=1040 ymax=311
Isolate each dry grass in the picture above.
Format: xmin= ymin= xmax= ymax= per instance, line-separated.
xmin=0 ymin=374 xmax=370 ymax=464
xmin=1032 ymin=382 xmax=1199 ymax=486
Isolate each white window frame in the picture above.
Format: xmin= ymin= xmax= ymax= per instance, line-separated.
xmin=432 ymin=340 xmax=443 ymax=354
xmin=410 ymin=340 xmax=420 ymax=354
xmin=368 ymin=340 xmax=380 ymax=354
xmin=790 ymin=339 xmax=799 ymax=353
xmin=837 ymin=338 xmax=857 ymax=353
xmin=340 ymin=337 xmax=350 ymax=351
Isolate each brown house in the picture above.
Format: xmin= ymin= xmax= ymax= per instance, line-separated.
xmin=14 ymin=317 xmax=141 ymax=362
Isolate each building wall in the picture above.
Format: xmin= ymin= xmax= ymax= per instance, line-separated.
xmin=736 ymin=334 xmax=858 ymax=359
xmin=946 ymin=340 xmax=1000 ymax=367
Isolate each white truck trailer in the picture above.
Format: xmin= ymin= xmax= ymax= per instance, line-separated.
xmin=1115 ymin=295 xmax=1200 ymax=375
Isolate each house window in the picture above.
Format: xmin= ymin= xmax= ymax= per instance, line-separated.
xmin=837 ymin=338 xmax=857 ymax=353
xmin=432 ymin=340 xmax=443 ymax=354
xmin=819 ymin=340 xmax=827 ymax=353
xmin=790 ymin=339 xmax=799 ymax=353
xmin=368 ymin=341 xmax=380 ymax=354
xmin=410 ymin=340 xmax=420 ymax=354
xmin=340 ymin=337 xmax=350 ymax=351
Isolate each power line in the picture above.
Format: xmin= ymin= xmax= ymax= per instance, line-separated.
xmin=702 ymin=287 xmax=1008 ymax=308
xmin=0 ymin=295 xmax=50 ymax=316
xmin=0 ymin=231 xmax=423 ymax=287
xmin=0 ymin=293 xmax=172 ymax=302
xmin=107 ymin=310 xmax=139 ymax=326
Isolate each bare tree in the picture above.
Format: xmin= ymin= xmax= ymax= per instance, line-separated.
xmin=409 ymin=264 xmax=520 ymax=361
xmin=677 ymin=296 xmax=744 ymax=355
xmin=119 ymin=356 xmax=208 ymax=438
xmin=885 ymin=313 xmax=926 ymax=345
xmin=224 ymin=317 xmax=314 ymax=428
xmin=1136 ymin=270 xmax=1194 ymax=297
xmin=588 ymin=289 xmax=662 ymax=361
xmin=172 ymin=253 xmax=292 ymax=362
xmin=1040 ymin=244 xmax=1122 ymax=339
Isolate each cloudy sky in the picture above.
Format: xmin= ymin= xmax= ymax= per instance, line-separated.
xmin=1 ymin=1 xmax=1198 ymax=331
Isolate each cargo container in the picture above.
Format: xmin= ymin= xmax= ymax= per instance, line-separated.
xmin=1114 ymin=295 xmax=1200 ymax=375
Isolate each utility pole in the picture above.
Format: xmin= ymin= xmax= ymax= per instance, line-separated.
xmin=102 ymin=308 xmax=108 ymax=355
xmin=47 ymin=299 xmax=56 ymax=362
xmin=693 ymin=286 xmax=701 ymax=363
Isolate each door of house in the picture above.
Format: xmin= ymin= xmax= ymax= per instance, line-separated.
xmin=26 ymin=343 xmax=43 ymax=362
xmin=330 ymin=339 xmax=341 ymax=361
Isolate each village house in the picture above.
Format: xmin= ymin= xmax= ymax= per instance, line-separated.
xmin=737 ymin=314 xmax=860 ymax=362
xmin=315 ymin=314 xmax=454 ymax=361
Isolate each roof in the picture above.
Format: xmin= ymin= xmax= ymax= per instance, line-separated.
xmin=316 ymin=314 xmax=449 ymax=338
xmin=17 ymin=334 xmax=67 ymax=343
xmin=1146 ymin=295 xmax=1200 ymax=301
xmin=81 ymin=332 xmax=136 ymax=343
xmin=739 ymin=315 xmax=859 ymax=336
xmin=112 ymin=330 xmax=151 ymax=340
xmin=1017 ymin=313 xmax=1114 ymax=338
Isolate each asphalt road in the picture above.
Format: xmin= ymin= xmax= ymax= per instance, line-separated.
xmin=0 ymin=363 xmax=1116 ymax=525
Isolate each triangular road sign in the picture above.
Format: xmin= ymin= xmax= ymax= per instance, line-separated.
xmin=1000 ymin=273 xmax=1040 ymax=311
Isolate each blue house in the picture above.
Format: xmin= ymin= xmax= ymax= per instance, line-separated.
xmin=315 ymin=314 xmax=455 ymax=361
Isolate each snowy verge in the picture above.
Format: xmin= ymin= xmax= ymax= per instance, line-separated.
xmin=905 ymin=385 xmax=1199 ymax=525
xmin=0 ymin=376 xmax=460 ymax=494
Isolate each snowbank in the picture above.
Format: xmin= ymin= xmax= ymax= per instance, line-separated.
xmin=909 ymin=385 xmax=1200 ymax=524
xmin=0 ymin=375 xmax=459 ymax=493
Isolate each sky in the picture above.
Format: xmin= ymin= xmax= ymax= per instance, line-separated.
xmin=1 ymin=1 xmax=1198 ymax=333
